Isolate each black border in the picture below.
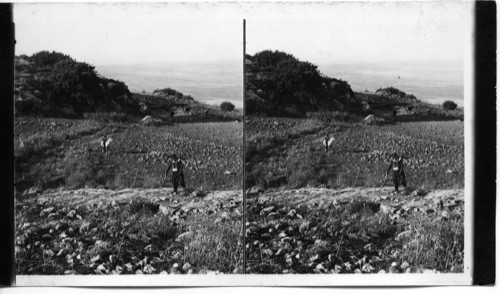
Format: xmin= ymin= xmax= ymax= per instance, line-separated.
xmin=473 ymin=0 xmax=496 ymax=286
xmin=0 ymin=2 xmax=15 ymax=287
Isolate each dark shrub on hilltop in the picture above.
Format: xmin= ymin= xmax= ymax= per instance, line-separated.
xmin=376 ymin=87 xmax=417 ymax=100
xmin=220 ymin=101 xmax=235 ymax=112
xmin=153 ymin=88 xmax=194 ymax=101
xmin=245 ymin=50 xmax=359 ymax=116
xmin=15 ymin=51 xmax=140 ymax=117
xmin=442 ymin=100 xmax=458 ymax=111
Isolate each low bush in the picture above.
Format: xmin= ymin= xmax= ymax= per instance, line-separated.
xmin=442 ymin=100 xmax=458 ymax=111
xmin=220 ymin=101 xmax=235 ymax=112
xmin=285 ymin=152 xmax=337 ymax=188
xmin=83 ymin=112 xmax=136 ymax=124
xmin=64 ymin=152 xmax=115 ymax=188
xmin=306 ymin=110 xmax=351 ymax=123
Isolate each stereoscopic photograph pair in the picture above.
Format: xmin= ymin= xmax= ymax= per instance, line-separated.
xmin=1 ymin=0 xmax=487 ymax=287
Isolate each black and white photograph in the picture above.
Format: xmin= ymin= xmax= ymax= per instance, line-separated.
xmin=3 ymin=0 xmax=492 ymax=289
xmin=13 ymin=2 xmax=244 ymax=282
xmin=244 ymin=1 xmax=472 ymax=282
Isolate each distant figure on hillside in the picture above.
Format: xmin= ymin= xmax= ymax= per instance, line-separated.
xmin=322 ymin=134 xmax=335 ymax=152
xmin=170 ymin=111 xmax=175 ymax=119
xmin=164 ymin=154 xmax=186 ymax=194
xmin=386 ymin=153 xmax=406 ymax=193
xmin=392 ymin=109 xmax=397 ymax=117
xmin=100 ymin=135 xmax=112 ymax=153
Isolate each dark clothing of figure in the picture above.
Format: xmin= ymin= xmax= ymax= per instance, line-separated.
xmin=171 ymin=172 xmax=185 ymax=193
xmin=101 ymin=137 xmax=108 ymax=153
xmin=165 ymin=157 xmax=186 ymax=193
xmin=323 ymin=136 xmax=329 ymax=152
xmin=387 ymin=157 xmax=406 ymax=192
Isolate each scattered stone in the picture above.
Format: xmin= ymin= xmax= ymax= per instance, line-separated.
xmin=267 ymin=212 xmax=278 ymax=219
xmin=401 ymin=261 xmax=410 ymax=270
xmin=262 ymin=206 xmax=276 ymax=213
xmin=395 ymin=230 xmax=412 ymax=241
xmin=182 ymin=263 xmax=192 ymax=271
xmin=66 ymin=210 xmax=76 ymax=218
xmin=410 ymin=189 xmax=426 ymax=197
xmin=314 ymin=263 xmax=326 ymax=273
xmin=42 ymin=207 xmax=55 ymax=214
xmin=286 ymin=209 xmax=297 ymax=218
xmin=159 ymin=204 xmax=169 ymax=215
xmin=309 ymin=254 xmax=320 ymax=263
xmin=176 ymin=231 xmax=195 ymax=242
xmin=79 ymin=222 xmax=91 ymax=234
xmin=190 ymin=190 xmax=204 ymax=198
xmin=262 ymin=249 xmax=273 ymax=256
xmin=299 ymin=220 xmax=314 ymax=234
xmin=221 ymin=211 xmax=230 ymax=220
xmin=362 ymin=263 xmax=375 ymax=273
xmin=363 ymin=243 xmax=373 ymax=250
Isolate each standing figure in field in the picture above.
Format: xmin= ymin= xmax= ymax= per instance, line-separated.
xmin=165 ymin=154 xmax=186 ymax=194
xmin=100 ymin=135 xmax=112 ymax=153
xmin=386 ymin=153 xmax=406 ymax=193
xmin=322 ymin=134 xmax=335 ymax=153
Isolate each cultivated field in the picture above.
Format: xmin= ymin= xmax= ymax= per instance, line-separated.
xmin=246 ymin=116 xmax=464 ymax=190
xmin=15 ymin=116 xmax=243 ymax=193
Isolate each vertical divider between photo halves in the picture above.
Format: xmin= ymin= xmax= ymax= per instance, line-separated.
xmin=242 ymin=18 xmax=247 ymax=275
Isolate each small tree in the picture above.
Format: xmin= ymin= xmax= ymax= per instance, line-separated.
xmin=220 ymin=101 xmax=235 ymax=112
xmin=443 ymin=100 xmax=457 ymax=111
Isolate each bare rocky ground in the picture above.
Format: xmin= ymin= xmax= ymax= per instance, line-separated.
xmin=16 ymin=188 xmax=243 ymax=275
xmin=246 ymin=187 xmax=464 ymax=274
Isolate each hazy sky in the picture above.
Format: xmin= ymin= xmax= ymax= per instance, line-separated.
xmin=15 ymin=1 xmax=471 ymax=67
xmin=14 ymin=2 xmax=243 ymax=66
xmin=245 ymin=1 xmax=472 ymax=66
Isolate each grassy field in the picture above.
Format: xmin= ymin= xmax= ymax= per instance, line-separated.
xmin=15 ymin=116 xmax=243 ymax=195
xmin=246 ymin=116 xmax=464 ymax=191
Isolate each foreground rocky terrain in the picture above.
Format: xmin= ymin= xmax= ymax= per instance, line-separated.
xmin=16 ymin=188 xmax=243 ymax=275
xmin=246 ymin=187 xmax=464 ymax=274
